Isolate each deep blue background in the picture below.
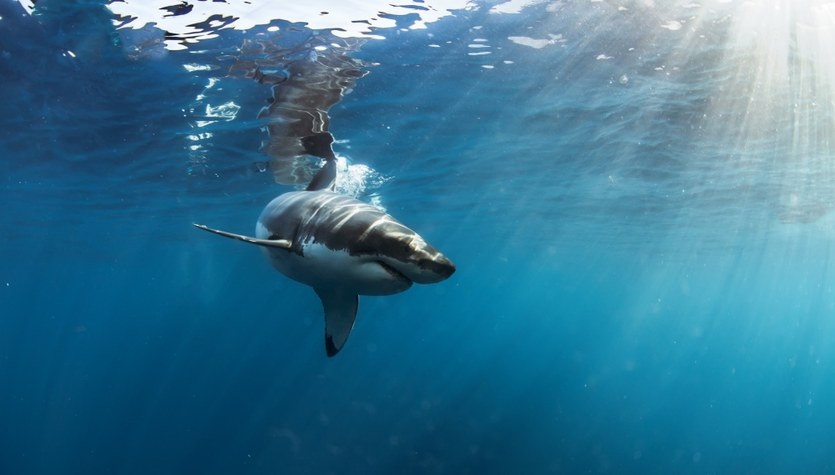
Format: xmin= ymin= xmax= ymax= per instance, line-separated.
xmin=3 ymin=1 xmax=835 ymax=474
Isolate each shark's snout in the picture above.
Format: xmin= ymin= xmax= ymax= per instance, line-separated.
xmin=386 ymin=250 xmax=455 ymax=285
xmin=422 ymin=253 xmax=456 ymax=283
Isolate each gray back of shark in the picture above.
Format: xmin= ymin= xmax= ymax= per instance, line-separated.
xmin=194 ymin=160 xmax=455 ymax=356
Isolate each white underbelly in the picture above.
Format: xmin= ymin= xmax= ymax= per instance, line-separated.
xmin=261 ymin=242 xmax=411 ymax=296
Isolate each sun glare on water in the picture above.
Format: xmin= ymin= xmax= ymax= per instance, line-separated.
xmin=645 ymin=0 xmax=835 ymax=225
xmin=724 ymin=1 xmax=835 ymax=141
xmin=720 ymin=0 xmax=835 ymax=223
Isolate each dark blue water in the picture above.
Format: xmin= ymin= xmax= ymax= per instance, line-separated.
xmin=3 ymin=1 xmax=835 ymax=473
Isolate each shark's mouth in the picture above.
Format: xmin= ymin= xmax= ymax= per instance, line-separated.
xmin=377 ymin=260 xmax=411 ymax=284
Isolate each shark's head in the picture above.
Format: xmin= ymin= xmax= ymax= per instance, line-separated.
xmin=376 ymin=233 xmax=456 ymax=285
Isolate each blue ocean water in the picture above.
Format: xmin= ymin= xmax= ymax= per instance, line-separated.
xmin=3 ymin=0 xmax=835 ymax=473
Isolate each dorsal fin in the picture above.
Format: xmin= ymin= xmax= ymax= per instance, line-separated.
xmin=301 ymin=132 xmax=336 ymax=161
xmin=306 ymin=157 xmax=337 ymax=191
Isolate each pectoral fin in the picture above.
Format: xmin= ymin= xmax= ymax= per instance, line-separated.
xmin=314 ymin=287 xmax=358 ymax=357
xmin=193 ymin=223 xmax=291 ymax=249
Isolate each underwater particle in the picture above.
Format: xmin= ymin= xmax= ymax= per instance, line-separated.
xmin=507 ymin=33 xmax=564 ymax=49
xmin=205 ymin=101 xmax=240 ymax=120
xmin=661 ymin=20 xmax=683 ymax=30
xmin=183 ymin=63 xmax=214 ymax=72
xmin=508 ymin=36 xmax=548 ymax=48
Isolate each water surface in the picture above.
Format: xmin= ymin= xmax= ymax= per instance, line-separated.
xmin=2 ymin=1 xmax=835 ymax=474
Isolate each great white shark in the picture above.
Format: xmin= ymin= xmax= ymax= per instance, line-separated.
xmin=194 ymin=159 xmax=456 ymax=356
